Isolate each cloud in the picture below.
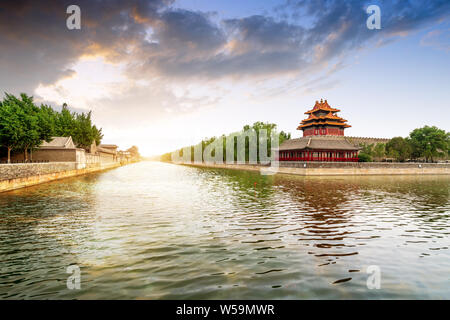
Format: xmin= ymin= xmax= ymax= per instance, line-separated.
xmin=0 ymin=0 xmax=449 ymax=116
xmin=420 ymin=28 xmax=450 ymax=52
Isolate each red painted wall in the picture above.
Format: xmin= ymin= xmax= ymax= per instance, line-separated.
xmin=303 ymin=127 xmax=345 ymax=137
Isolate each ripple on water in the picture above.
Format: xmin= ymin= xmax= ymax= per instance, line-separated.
xmin=0 ymin=162 xmax=449 ymax=299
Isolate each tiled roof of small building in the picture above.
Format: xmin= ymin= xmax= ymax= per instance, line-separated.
xmin=98 ymin=144 xmax=118 ymax=149
xmin=97 ymin=147 xmax=116 ymax=155
xmin=279 ymin=136 xmax=361 ymax=151
xmin=40 ymin=137 xmax=75 ymax=149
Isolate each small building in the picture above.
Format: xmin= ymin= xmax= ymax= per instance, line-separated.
xmin=98 ymin=144 xmax=118 ymax=153
xmin=279 ymin=99 xmax=360 ymax=162
xmin=118 ymin=150 xmax=131 ymax=163
xmin=8 ymin=136 xmax=85 ymax=163
xmin=97 ymin=144 xmax=118 ymax=163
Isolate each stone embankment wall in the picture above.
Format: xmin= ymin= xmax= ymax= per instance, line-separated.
xmin=182 ymin=161 xmax=450 ymax=176
xmin=0 ymin=162 xmax=121 ymax=193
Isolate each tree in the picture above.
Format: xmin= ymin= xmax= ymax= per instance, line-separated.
xmin=55 ymin=104 xmax=77 ymax=138
xmin=73 ymin=111 xmax=96 ymax=149
xmin=358 ymin=152 xmax=372 ymax=162
xmin=2 ymin=93 xmax=44 ymax=161
xmin=92 ymin=125 xmax=103 ymax=146
xmin=279 ymin=131 xmax=291 ymax=145
xmin=38 ymin=104 xmax=57 ymax=141
xmin=356 ymin=143 xmax=374 ymax=162
xmin=0 ymin=101 xmax=26 ymax=163
xmin=409 ymin=126 xmax=449 ymax=162
xmin=0 ymin=94 xmax=104 ymax=161
xmin=373 ymin=143 xmax=386 ymax=161
xmin=55 ymin=105 xmax=103 ymax=150
xmin=127 ymin=146 xmax=140 ymax=159
xmin=386 ymin=137 xmax=412 ymax=162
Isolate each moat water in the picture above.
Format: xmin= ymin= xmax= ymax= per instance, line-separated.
xmin=0 ymin=161 xmax=449 ymax=299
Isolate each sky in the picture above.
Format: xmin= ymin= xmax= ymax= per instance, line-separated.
xmin=0 ymin=0 xmax=449 ymax=156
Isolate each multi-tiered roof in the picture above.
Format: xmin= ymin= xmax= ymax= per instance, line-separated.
xmin=297 ymin=99 xmax=351 ymax=133
xmin=278 ymin=99 xmax=361 ymax=162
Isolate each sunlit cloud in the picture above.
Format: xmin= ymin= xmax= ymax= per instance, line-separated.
xmin=35 ymin=57 xmax=128 ymax=110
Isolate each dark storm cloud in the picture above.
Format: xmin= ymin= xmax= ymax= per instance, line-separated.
xmin=224 ymin=15 xmax=305 ymax=51
xmin=156 ymin=9 xmax=226 ymax=51
xmin=0 ymin=0 xmax=172 ymax=94
xmin=0 ymin=0 xmax=449 ymax=93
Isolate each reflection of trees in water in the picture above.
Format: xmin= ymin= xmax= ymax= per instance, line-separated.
xmin=367 ymin=176 xmax=449 ymax=212
xmin=0 ymin=175 xmax=99 ymax=298
xmin=363 ymin=176 xmax=450 ymax=236
xmin=195 ymin=168 xmax=364 ymax=269
xmin=197 ymin=167 xmax=277 ymax=198
xmin=0 ymin=174 xmax=98 ymax=222
xmin=270 ymin=175 xmax=450 ymax=268
xmin=326 ymin=175 xmax=450 ymax=224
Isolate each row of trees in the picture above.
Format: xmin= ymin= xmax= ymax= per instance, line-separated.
xmin=161 ymin=122 xmax=291 ymax=163
xmin=358 ymin=126 xmax=449 ymax=162
xmin=163 ymin=124 xmax=448 ymax=164
xmin=0 ymin=93 xmax=103 ymax=162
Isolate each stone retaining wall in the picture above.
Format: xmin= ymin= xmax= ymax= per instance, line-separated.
xmin=0 ymin=162 xmax=76 ymax=180
xmin=181 ymin=161 xmax=450 ymax=176
xmin=0 ymin=162 xmax=121 ymax=193
xmin=279 ymin=161 xmax=449 ymax=169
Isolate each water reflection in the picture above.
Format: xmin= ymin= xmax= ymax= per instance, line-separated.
xmin=0 ymin=162 xmax=449 ymax=299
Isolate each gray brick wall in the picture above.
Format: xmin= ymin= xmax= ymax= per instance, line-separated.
xmin=0 ymin=162 xmax=77 ymax=181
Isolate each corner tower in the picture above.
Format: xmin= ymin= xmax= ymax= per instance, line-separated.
xmin=298 ymin=99 xmax=351 ymax=137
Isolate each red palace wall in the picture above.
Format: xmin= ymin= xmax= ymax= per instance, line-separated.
xmin=303 ymin=127 xmax=344 ymax=136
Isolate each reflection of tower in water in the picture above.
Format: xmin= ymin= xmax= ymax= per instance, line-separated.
xmin=273 ymin=176 xmax=364 ymax=269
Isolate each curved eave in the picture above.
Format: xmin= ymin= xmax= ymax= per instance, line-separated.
xmin=297 ymin=122 xmax=351 ymax=129
xmin=304 ymin=108 xmax=341 ymax=114
xmin=301 ymin=116 xmax=348 ymax=124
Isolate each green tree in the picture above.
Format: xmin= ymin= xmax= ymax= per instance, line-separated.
xmin=2 ymin=93 xmax=47 ymax=161
xmin=73 ymin=111 xmax=95 ymax=149
xmin=386 ymin=137 xmax=412 ymax=162
xmin=92 ymin=125 xmax=103 ymax=146
xmin=55 ymin=105 xmax=103 ymax=150
xmin=279 ymin=131 xmax=291 ymax=145
xmin=55 ymin=104 xmax=77 ymax=138
xmin=356 ymin=143 xmax=374 ymax=162
xmin=38 ymin=104 xmax=57 ymax=139
xmin=0 ymin=100 xmax=26 ymax=163
xmin=409 ymin=126 xmax=449 ymax=162
xmin=360 ymin=143 xmax=374 ymax=156
xmin=373 ymin=143 xmax=386 ymax=161
xmin=0 ymin=94 xmax=104 ymax=161
xmin=161 ymin=121 xmax=290 ymax=163
xmin=358 ymin=152 xmax=372 ymax=162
